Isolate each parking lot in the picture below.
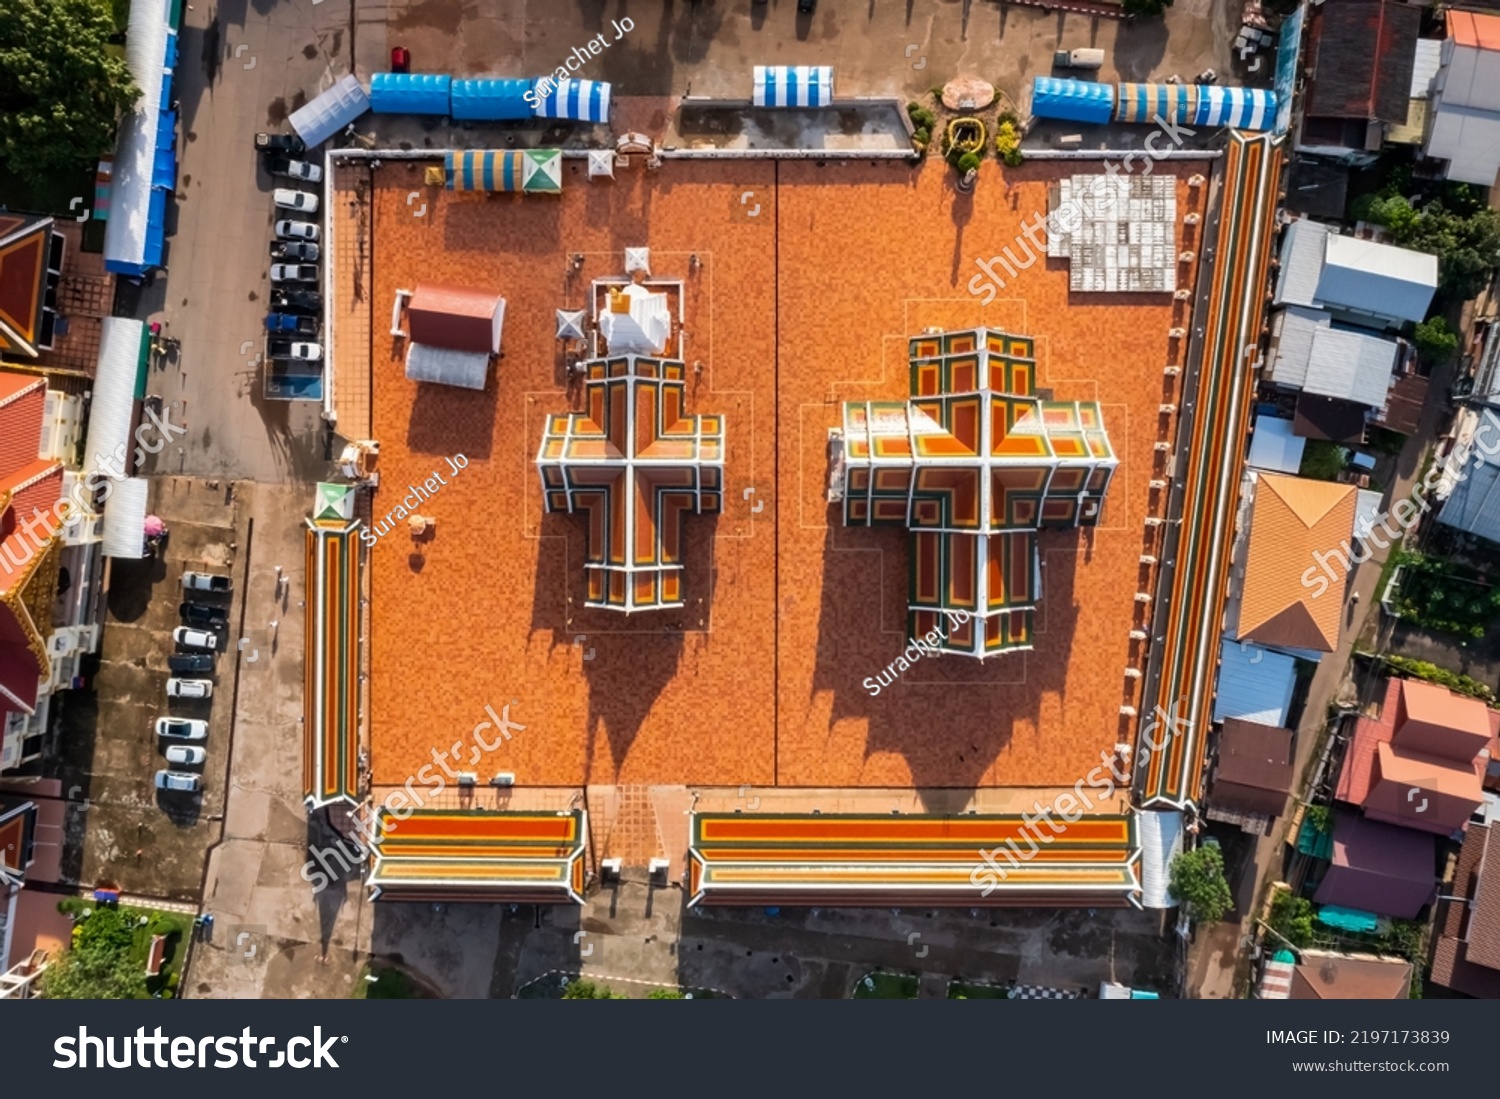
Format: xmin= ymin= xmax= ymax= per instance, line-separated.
xmin=55 ymin=477 xmax=244 ymax=900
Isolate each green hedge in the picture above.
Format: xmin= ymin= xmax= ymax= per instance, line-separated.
xmin=1376 ymin=654 xmax=1496 ymax=703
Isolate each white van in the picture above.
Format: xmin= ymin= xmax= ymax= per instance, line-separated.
xmin=1054 ymin=48 xmax=1106 ymax=70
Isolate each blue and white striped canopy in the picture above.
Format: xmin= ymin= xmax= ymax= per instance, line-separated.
xmin=532 ymin=78 xmax=611 ymax=122
xmin=1193 ymin=85 xmax=1277 ymax=132
xmin=1115 ymin=83 xmax=1198 ymax=126
xmin=753 ymin=65 xmax=833 ymax=108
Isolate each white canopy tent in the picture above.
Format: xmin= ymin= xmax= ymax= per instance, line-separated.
xmin=101 ymin=478 xmax=150 ymax=559
xmin=289 ymin=74 xmax=371 ymax=150
xmin=1137 ymin=809 xmax=1185 ymax=910
xmin=84 ymin=317 xmax=146 ymax=485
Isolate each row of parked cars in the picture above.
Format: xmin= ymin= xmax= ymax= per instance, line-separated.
xmin=257 ymin=133 xmax=325 ymax=365
xmin=155 ymin=571 xmax=231 ymax=795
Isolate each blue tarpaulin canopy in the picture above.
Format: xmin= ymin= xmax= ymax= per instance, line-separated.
xmin=1317 ymin=905 xmax=1380 ymax=933
xmin=1030 ymin=77 xmax=1115 ymax=125
xmin=104 ymin=0 xmax=178 ymax=278
xmin=752 ymin=66 xmax=834 ymax=107
xmin=369 ymin=72 xmax=452 ymax=115
xmin=450 ymin=78 xmax=536 ymax=121
xmin=532 ymin=78 xmax=611 ymax=122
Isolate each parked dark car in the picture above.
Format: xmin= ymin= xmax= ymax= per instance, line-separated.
xmin=264 ymin=312 xmax=319 ymax=335
xmin=271 ymin=288 xmax=322 ymax=313
xmin=255 ymin=132 xmax=306 ymax=155
xmin=269 ymin=240 xmax=320 ymax=262
xmin=168 ymin=653 xmax=215 ymax=674
xmin=180 ymin=602 xmax=228 ymax=629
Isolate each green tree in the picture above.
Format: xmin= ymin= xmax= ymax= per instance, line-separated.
xmin=1413 ymin=316 xmax=1459 ymax=365
xmin=0 ymin=0 xmax=138 ymax=179
xmin=957 ymin=151 xmax=982 ymax=175
xmin=1267 ymin=891 xmax=1315 ymax=948
xmin=1358 ymin=193 xmax=1500 ymax=302
xmin=40 ymin=907 xmax=145 ymax=1000
xmin=1169 ymin=845 xmax=1233 ymax=923
xmin=647 ymin=987 xmax=686 ymax=999
xmin=1123 ymin=0 xmax=1175 ymax=17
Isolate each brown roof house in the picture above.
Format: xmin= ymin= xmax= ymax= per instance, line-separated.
xmin=1290 ymin=949 xmax=1413 ymax=999
xmin=1313 ymin=810 xmax=1436 ymax=919
xmin=1334 ymin=677 xmax=1490 ymax=837
xmin=1429 ymin=820 xmax=1500 ymax=997
xmin=1296 ymin=0 xmax=1422 ymax=165
xmin=1207 ymin=719 xmax=1294 ymax=834
xmin=1227 ymin=472 xmax=1357 ymax=657
xmin=397 ymin=283 xmax=506 ymax=391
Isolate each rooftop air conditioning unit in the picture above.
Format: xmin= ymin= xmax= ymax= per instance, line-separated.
xmin=490 ymin=772 xmax=516 ymax=787
xmin=457 ymin=772 xmax=478 ymax=788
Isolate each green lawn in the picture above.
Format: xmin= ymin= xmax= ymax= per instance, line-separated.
xmin=948 ymin=980 xmax=1010 ymax=999
xmin=355 ymin=963 xmax=430 ymax=999
xmin=135 ymin=910 xmax=192 ymax=998
xmin=852 ymin=971 xmax=920 ymax=999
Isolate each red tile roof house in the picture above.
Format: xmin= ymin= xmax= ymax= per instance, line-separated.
xmin=1290 ymin=949 xmax=1413 ymax=999
xmin=1334 ymin=677 xmax=1491 ymax=837
xmin=1429 ymin=821 xmax=1500 ymax=997
xmin=0 ymin=371 xmax=105 ymax=773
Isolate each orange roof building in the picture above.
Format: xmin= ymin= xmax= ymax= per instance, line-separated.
xmin=0 ymin=214 xmax=60 ymax=361
xmin=1335 ymin=677 xmax=1490 ymax=836
xmin=837 ymin=327 xmax=1116 ymax=658
xmin=1231 ymin=473 xmax=1356 ymax=653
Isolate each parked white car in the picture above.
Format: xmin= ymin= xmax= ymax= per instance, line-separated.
xmin=272 ymin=188 xmax=319 ymax=214
xmin=172 ymin=626 xmax=219 ymax=651
xmin=275 ymin=219 xmax=320 ymax=241
xmin=166 ymin=677 xmax=213 ymax=699
xmin=182 ymin=571 xmax=231 ymax=593
xmin=155 ymin=717 xmax=208 ymax=740
xmin=165 ymin=745 xmax=206 ymax=766
xmin=154 ymin=770 xmax=201 ymax=793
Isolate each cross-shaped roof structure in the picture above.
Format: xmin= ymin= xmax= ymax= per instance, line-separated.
xmin=537 ymin=356 xmax=723 ymax=612
xmin=837 ymin=327 xmax=1117 ymax=657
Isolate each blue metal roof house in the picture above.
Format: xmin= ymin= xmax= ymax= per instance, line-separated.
xmin=1030 ymin=77 xmax=1115 ymax=125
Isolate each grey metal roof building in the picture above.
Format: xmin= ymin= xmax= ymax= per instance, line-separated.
xmin=1273 ymin=218 xmax=1437 ymax=331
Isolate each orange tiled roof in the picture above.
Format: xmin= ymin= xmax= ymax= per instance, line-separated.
xmin=0 ymin=214 xmax=51 ymax=358
xmin=1449 ymin=8 xmax=1500 ymax=50
xmin=369 ymin=809 xmax=586 ymax=903
xmin=688 ymin=812 xmax=1140 ymax=907
xmin=1238 ymin=473 xmax=1356 ymax=652
xmin=360 ymin=149 xmax=1207 ymax=791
